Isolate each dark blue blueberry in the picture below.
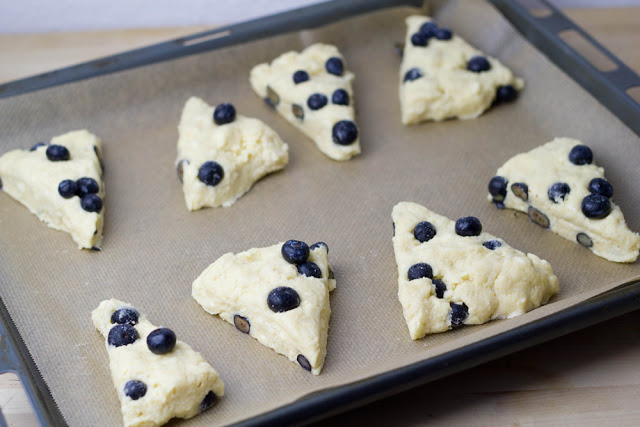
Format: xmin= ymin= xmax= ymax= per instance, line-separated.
xmin=332 ymin=120 xmax=358 ymax=145
xmin=124 ymin=380 xmax=147 ymax=400
xmin=233 ymin=315 xmax=250 ymax=334
xmin=198 ymin=161 xmax=224 ymax=186
xmin=297 ymin=354 xmax=312 ymax=372
xmin=435 ymin=28 xmax=453 ymax=40
xmin=292 ymin=70 xmax=309 ymax=84
xmin=408 ymin=263 xmax=433 ymax=281
xmin=267 ymin=286 xmax=301 ymax=313
xmin=75 ymin=177 xmax=99 ymax=197
xmin=483 ymin=240 xmax=502 ymax=250
xmin=46 ymin=145 xmax=70 ymax=161
xmin=419 ymin=21 xmax=438 ymax=37
xmin=488 ymin=176 xmax=508 ymax=202
xmin=451 ymin=303 xmax=468 ymax=327
xmin=325 ymin=57 xmax=344 ymax=76
xmin=548 ymin=182 xmax=571 ymax=203
xmin=58 ymin=180 xmax=77 ymax=199
xmin=281 ymin=240 xmax=309 ymax=264
xmin=213 ymin=103 xmax=236 ymax=125
xmin=455 ymin=216 xmax=482 ymax=237
xmin=414 ymin=221 xmax=436 ymax=243
xmin=403 ymin=68 xmax=423 ymax=82
xmin=297 ymin=261 xmax=322 ymax=278
xmin=108 ymin=324 xmax=139 ymax=347
xmin=332 ymin=89 xmax=349 ymax=106
xmin=393 ymin=222 xmax=396 ymax=236
xmin=569 ymin=145 xmax=593 ymax=165
xmin=576 ymin=232 xmax=593 ymax=248
xmin=310 ymin=242 xmax=328 ymax=253
xmin=467 ymin=56 xmax=491 ymax=72
xmin=528 ymin=206 xmax=550 ymax=228
xmin=411 ymin=32 xmax=428 ymax=47
xmin=147 ymin=328 xmax=177 ymax=355
xmin=30 ymin=142 xmax=46 ymax=151
xmin=496 ymin=85 xmax=518 ymax=103
xmin=433 ymin=279 xmax=447 ymax=299
xmin=200 ymin=391 xmax=217 ymax=412
xmin=307 ymin=93 xmax=328 ymax=110
xmin=80 ymin=194 xmax=103 ymax=213
xmin=111 ymin=308 xmax=139 ymax=325
xmin=588 ymin=178 xmax=613 ymax=198
xmin=581 ymin=194 xmax=611 ymax=219
xmin=511 ymin=182 xmax=528 ymax=201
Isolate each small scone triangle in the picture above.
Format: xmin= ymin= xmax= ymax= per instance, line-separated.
xmin=92 ymin=299 xmax=224 ymax=427
xmin=192 ymin=240 xmax=336 ymax=375
xmin=176 ymin=97 xmax=289 ymax=210
xmin=488 ymin=137 xmax=640 ymax=262
xmin=392 ymin=202 xmax=558 ymax=340
xmin=0 ymin=130 xmax=105 ymax=249
xmin=399 ymin=15 xmax=524 ymax=124
xmin=250 ymin=43 xmax=361 ymax=161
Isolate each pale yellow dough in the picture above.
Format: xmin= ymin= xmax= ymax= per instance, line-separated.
xmin=392 ymin=202 xmax=558 ymax=340
xmin=399 ymin=15 xmax=524 ymax=124
xmin=489 ymin=137 xmax=640 ymax=263
xmin=92 ymin=299 xmax=224 ymax=427
xmin=0 ymin=130 xmax=104 ymax=249
xmin=176 ymin=97 xmax=289 ymax=211
xmin=249 ymin=43 xmax=361 ymax=161
xmin=192 ymin=242 xmax=335 ymax=375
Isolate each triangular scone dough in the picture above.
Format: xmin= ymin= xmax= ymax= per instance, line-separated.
xmin=192 ymin=241 xmax=336 ymax=375
xmin=92 ymin=299 xmax=224 ymax=427
xmin=249 ymin=43 xmax=361 ymax=161
xmin=488 ymin=137 xmax=640 ymax=263
xmin=392 ymin=202 xmax=558 ymax=340
xmin=176 ymin=97 xmax=289 ymax=211
xmin=0 ymin=130 xmax=104 ymax=249
xmin=399 ymin=15 xmax=524 ymax=124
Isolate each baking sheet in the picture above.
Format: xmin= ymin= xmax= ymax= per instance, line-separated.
xmin=1 ymin=1 xmax=639 ymax=425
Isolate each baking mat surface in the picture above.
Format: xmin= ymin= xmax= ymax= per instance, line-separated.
xmin=1 ymin=1 xmax=639 ymax=425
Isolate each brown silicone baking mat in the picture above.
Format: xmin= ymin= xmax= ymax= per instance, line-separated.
xmin=1 ymin=1 xmax=639 ymax=425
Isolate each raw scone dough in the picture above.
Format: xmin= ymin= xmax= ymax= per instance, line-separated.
xmin=249 ymin=43 xmax=361 ymax=161
xmin=192 ymin=241 xmax=336 ymax=375
xmin=0 ymin=130 xmax=105 ymax=249
xmin=176 ymin=97 xmax=289 ymax=210
xmin=392 ymin=202 xmax=558 ymax=339
xmin=399 ymin=15 xmax=524 ymax=124
xmin=488 ymin=137 xmax=640 ymax=263
xmin=92 ymin=299 xmax=224 ymax=427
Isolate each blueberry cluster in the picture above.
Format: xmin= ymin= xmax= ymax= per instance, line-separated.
xmin=410 ymin=20 xmax=454 ymax=47
xmin=57 ymin=177 xmax=103 ymax=213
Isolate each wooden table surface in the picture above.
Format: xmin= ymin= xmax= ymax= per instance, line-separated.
xmin=1 ymin=6 xmax=639 ymax=427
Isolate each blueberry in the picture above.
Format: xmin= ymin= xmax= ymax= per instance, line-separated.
xmin=297 ymin=354 xmax=312 ymax=372
xmin=588 ymin=178 xmax=613 ymax=198
xmin=483 ymin=240 xmax=502 ymax=250
xmin=569 ymin=145 xmax=593 ymax=165
xmin=576 ymin=232 xmax=593 ymax=248
xmin=298 ymin=261 xmax=322 ymax=278
xmin=403 ymin=68 xmax=423 ymax=82
xmin=451 ymin=303 xmax=468 ymax=327
xmin=0 ymin=177 xmax=2 ymax=190
xmin=325 ymin=57 xmax=344 ymax=76
xmin=433 ymin=279 xmax=446 ymax=298
xmin=80 ymin=194 xmax=103 ymax=213
xmin=292 ymin=104 xmax=304 ymax=120
xmin=76 ymin=177 xmax=99 ymax=197
xmin=332 ymin=120 xmax=358 ymax=145
xmin=124 ymin=380 xmax=147 ymax=400
xmin=435 ymin=28 xmax=453 ymax=40
xmin=548 ymin=182 xmax=571 ymax=203
xmin=307 ymin=93 xmax=328 ymax=110
xmin=267 ymin=286 xmax=301 ymax=313
xmin=419 ymin=21 xmax=438 ymax=37
xmin=455 ymin=216 xmax=482 ymax=237
xmin=108 ymin=324 xmax=139 ymax=347
xmin=265 ymin=86 xmax=280 ymax=107
xmin=496 ymin=85 xmax=518 ymax=103
xmin=414 ymin=221 xmax=436 ymax=243
xmin=30 ymin=142 xmax=46 ymax=151
xmin=408 ymin=263 xmax=433 ymax=281
xmin=200 ymin=391 xmax=217 ymax=412
xmin=111 ymin=308 xmax=139 ymax=325
xmin=581 ymin=194 xmax=611 ymax=219
xmin=147 ymin=328 xmax=177 ymax=354
xmin=46 ymin=145 xmax=70 ymax=161
xmin=281 ymin=240 xmax=309 ymax=264
xmin=198 ymin=161 xmax=224 ymax=186
xmin=233 ymin=315 xmax=250 ymax=334
xmin=528 ymin=206 xmax=550 ymax=228
xmin=467 ymin=56 xmax=491 ymax=72
xmin=58 ymin=180 xmax=77 ymax=199
xmin=213 ymin=103 xmax=236 ymax=125
xmin=511 ymin=183 xmax=528 ymax=201
xmin=393 ymin=222 xmax=395 ymax=236
xmin=332 ymin=89 xmax=349 ymax=106
xmin=292 ymin=70 xmax=309 ymax=84
xmin=310 ymin=241 xmax=328 ymax=253
xmin=411 ymin=32 xmax=428 ymax=47
xmin=176 ymin=159 xmax=188 ymax=183
xmin=488 ymin=176 xmax=508 ymax=202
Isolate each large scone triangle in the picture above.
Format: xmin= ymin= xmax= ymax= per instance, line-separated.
xmin=399 ymin=15 xmax=524 ymax=124
xmin=488 ymin=137 xmax=640 ymax=263
xmin=249 ymin=43 xmax=361 ymax=161
xmin=0 ymin=130 xmax=105 ymax=249
xmin=192 ymin=240 xmax=336 ymax=375
xmin=176 ymin=97 xmax=289 ymax=211
xmin=392 ymin=202 xmax=558 ymax=340
xmin=92 ymin=299 xmax=224 ymax=427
